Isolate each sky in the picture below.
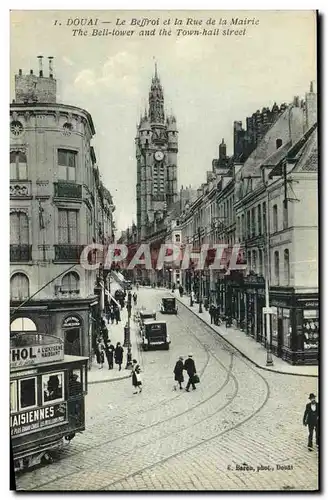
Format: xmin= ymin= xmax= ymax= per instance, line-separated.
xmin=10 ymin=10 xmax=316 ymax=233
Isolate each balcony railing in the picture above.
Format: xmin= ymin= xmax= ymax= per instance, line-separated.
xmin=54 ymin=244 xmax=85 ymax=262
xmin=54 ymin=182 xmax=82 ymax=200
xmin=10 ymin=244 xmax=32 ymax=262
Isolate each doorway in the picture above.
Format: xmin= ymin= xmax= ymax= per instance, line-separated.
xmin=277 ymin=318 xmax=283 ymax=357
xmin=64 ymin=328 xmax=81 ymax=355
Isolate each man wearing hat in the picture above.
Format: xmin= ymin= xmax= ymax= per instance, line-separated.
xmin=303 ymin=393 xmax=319 ymax=451
xmin=184 ymin=354 xmax=197 ymax=392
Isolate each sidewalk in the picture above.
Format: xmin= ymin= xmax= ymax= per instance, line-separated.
xmin=172 ymin=291 xmax=318 ymax=378
xmin=88 ymin=304 xmax=140 ymax=385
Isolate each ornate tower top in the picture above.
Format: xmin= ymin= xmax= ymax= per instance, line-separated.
xmin=149 ymin=62 xmax=164 ymax=125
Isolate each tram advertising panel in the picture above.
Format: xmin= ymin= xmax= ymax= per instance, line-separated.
xmin=10 ymin=402 xmax=68 ymax=437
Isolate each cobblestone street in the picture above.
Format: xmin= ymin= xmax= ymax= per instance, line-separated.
xmin=15 ymin=288 xmax=319 ymax=492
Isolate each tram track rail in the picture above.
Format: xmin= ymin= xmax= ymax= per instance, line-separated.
xmin=19 ymin=294 xmax=271 ymax=491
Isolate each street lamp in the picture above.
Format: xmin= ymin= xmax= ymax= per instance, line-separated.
xmin=198 ymin=271 xmax=203 ymax=313
xmin=124 ymin=297 xmax=133 ymax=369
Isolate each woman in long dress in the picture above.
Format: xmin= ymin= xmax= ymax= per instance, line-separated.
xmin=131 ymin=359 xmax=142 ymax=394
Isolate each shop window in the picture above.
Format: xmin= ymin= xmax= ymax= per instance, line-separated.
xmin=19 ymin=377 xmax=37 ymax=410
xmin=284 ymin=249 xmax=290 ymax=285
xmin=273 ymin=205 xmax=278 ymax=233
xmin=274 ymin=251 xmax=280 ymax=285
xmin=282 ymin=309 xmax=291 ymax=348
xmin=10 ymin=151 xmax=27 ymax=180
xmin=10 ymin=273 xmax=30 ymax=301
xmin=303 ymin=310 xmax=319 ymax=351
xmin=42 ymin=372 xmax=64 ymax=405
xmin=58 ymin=149 xmax=77 ymax=181
xmin=10 ymin=381 xmax=17 ymax=413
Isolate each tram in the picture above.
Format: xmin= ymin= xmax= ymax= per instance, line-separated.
xmin=10 ymin=332 xmax=88 ymax=472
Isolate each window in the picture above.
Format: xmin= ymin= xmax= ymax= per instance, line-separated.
xmin=273 ymin=205 xmax=278 ymax=233
xmin=10 ymin=151 xmax=27 ymax=180
xmin=10 ymin=381 xmax=17 ymax=413
xmin=10 ymin=273 xmax=29 ymax=301
xmin=236 ymin=217 xmax=240 ymax=242
xmin=246 ymin=211 xmax=251 ymax=238
xmin=61 ymin=271 xmax=80 ymax=293
xmin=58 ymin=149 xmax=77 ymax=181
xmin=259 ymin=249 xmax=264 ymax=276
xmin=10 ymin=212 xmax=29 ymax=245
xmin=19 ymin=377 xmax=37 ymax=410
xmin=262 ymin=202 xmax=267 ymax=234
xmin=68 ymin=368 xmax=83 ymax=397
xmin=10 ymin=317 xmax=36 ymax=333
xmin=252 ymin=250 xmax=257 ymax=273
xmin=284 ymin=249 xmax=290 ymax=285
xmin=42 ymin=372 xmax=64 ymax=405
xmin=283 ymin=201 xmax=288 ymax=229
xmin=257 ymin=205 xmax=262 ymax=235
xmin=247 ymin=250 xmax=251 ymax=273
xmin=241 ymin=214 xmax=245 ymax=241
xmin=251 ymin=208 xmax=256 ymax=237
xmin=175 ymin=234 xmax=181 ymax=243
xmin=274 ymin=251 xmax=280 ymax=285
xmin=58 ymin=209 xmax=78 ymax=244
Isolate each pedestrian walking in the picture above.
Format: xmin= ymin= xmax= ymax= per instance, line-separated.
xmin=303 ymin=393 xmax=319 ymax=451
xmin=133 ymin=292 xmax=137 ymax=306
xmin=95 ymin=338 xmax=105 ymax=369
xmin=104 ymin=340 xmax=115 ymax=370
xmin=184 ymin=354 xmax=197 ymax=391
xmin=131 ymin=359 xmax=142 ymax=394
xmin=172 ymin=283 xmax=176 ymax=293
xmin=209 ymin=303 xmax=216 ymax=324
xmin=178 ymin=285 xmax=184 ymax=297
xmin=114 ymin=342 xmax=124 ymax=371
xmin=114 ymin=305 xmax=121 ymax=324
xmin=173 ymin=356 xmax=184 ymax=390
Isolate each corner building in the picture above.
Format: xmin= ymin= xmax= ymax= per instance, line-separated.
xmin=10 ymin=58 xmax=115 ymax=363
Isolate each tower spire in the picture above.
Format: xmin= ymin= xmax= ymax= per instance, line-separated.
xmin=149 ymin=59 xmax=164 ymax=124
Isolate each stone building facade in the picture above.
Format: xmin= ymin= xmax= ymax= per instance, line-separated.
xmin=10 ymin=58 xmax=115 ymax=364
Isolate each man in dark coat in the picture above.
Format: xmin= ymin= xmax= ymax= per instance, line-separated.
xmin=114 ymin=342 xmax=124 ymax=371
xmin=209 ymin=303 xmax=216 ymax=324
xmin=303 ymin=393 xmax=319 ymax=450
xmin=173 ymin=356 xmax=184 ymax=390
xmin=184 ymin=354 xmax=197 ymax=391
xmin=104 ymin=340 xmax=115 ymax=369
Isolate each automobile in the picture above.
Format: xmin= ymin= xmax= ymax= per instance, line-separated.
xmin=160 ymin=296 xmax=178 ymax=315
xmin=139 ymin=309 xmax=157 ymax=323
xmin=141 ymin=320 xmax=170 ymax=350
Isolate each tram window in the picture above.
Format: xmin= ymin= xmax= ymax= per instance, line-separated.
xmin=19 ymin=377 xmax=37 ymax=410
xmin=68 ymin=369 xmax=83 ymax=396
xmin=42 ymin=372 xmax=64 ymax=405
xmin=10 ymin=381 xmax=17 ymax=413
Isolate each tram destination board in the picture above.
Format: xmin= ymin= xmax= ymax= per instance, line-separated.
xmin=10 ymin=402 xmax=68 ymax=437
xmin=10 ymin=343 xmax=64 ymax=369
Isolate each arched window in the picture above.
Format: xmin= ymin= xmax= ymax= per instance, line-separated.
xmin=10 ymin=151 xmax=27 ymax=180
xmin=10 ymin=212 xmax=29 ymax=244
xmin=61 ymin=272 xmax=80 ymax=293
xmin=272 ymin=205 xmax=278 ymax=233
xmin=284 ymin=249 xmax=290 ymax=285
xmin=10 ymin=317 xmax=37 ymax=333
xmin=274 ymin=251 xmax=280 ymax=285
xmin=10 ymin=273 xmax=29 ymax=301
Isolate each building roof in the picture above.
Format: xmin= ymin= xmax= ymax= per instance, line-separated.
xmin=293 ymin=125 xmax=318 ymax=173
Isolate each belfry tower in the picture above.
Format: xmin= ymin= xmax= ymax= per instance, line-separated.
xmin=136 ymin=64 xmax=178 ymax=241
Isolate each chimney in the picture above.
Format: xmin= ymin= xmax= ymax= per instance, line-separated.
xmin=37 ymin=55 xmax=43 ymax=77
xmin=310 ymin=81 xmax=314 ymax=93
xmin=18 ymin=69 xmax=22 ymax=76
xmin=30 ymin=69 xmax=33 ymax=75
xmin=48 ymin=56 xmax=54 ymax=78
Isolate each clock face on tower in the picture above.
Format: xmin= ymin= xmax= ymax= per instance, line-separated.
xmin=154 ymin=150 xmax=164 ymax=162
